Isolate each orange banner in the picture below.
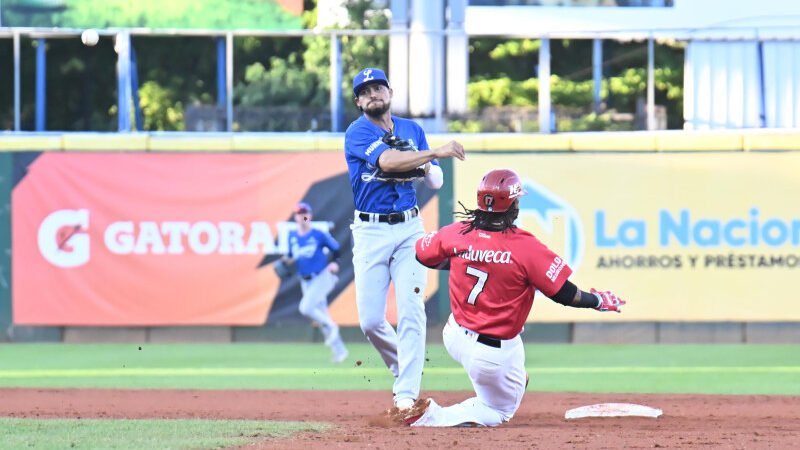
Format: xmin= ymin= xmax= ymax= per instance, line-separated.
xmin=12 ymin=152 xmax=345 ymax=326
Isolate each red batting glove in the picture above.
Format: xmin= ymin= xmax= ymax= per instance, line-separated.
xmin=591 ymin=288 xmax=626 ymax=313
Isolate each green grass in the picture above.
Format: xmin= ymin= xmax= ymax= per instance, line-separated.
xmin=0 ymin=343 xmax=797 ymax=449
xmin=0 ymin=343 xmax=798 ymax=395
xmin=0 ymin=418 xmax=328 ymax=450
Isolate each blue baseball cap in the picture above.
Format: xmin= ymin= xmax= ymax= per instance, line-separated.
xmin=352 ymin=68 xmax=390 ymax=97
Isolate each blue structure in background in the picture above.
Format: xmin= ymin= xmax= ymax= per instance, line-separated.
xmin=217 ymin=37 xmax=226 ymax=110
xmin=35 ymin=38 xmax=46 ymax=131
xmin=130 ymin=46 xmax=143 ymax=132
xmin=116 ymin=32 xmax=131 ymax=132
xmin=113 ymin=31 xmax=142 ymax=132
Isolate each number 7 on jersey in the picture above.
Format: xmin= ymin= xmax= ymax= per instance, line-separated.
xmin=465 ymin=266 xmax=488 ymax=305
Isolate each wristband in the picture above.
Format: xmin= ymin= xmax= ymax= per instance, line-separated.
xmin=424 ymin=164 xmax=443 ymax=189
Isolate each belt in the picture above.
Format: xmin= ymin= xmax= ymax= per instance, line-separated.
xmin=300 ymin=272 xmax=319 ymax=281
xmin=357 ymin=206 xmax=419 ymax=225
xmin=476 ymin=334 xmax=502 ymax=348
xmin=449 ymin=315 xmax=502 ymax=348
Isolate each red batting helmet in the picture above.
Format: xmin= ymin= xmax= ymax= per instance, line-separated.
xmin=477 ymin=169 xmax=527 ymax=213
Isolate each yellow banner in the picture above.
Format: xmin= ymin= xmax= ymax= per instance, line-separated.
xmin=456 ymin=152 xmax=800 ymax=322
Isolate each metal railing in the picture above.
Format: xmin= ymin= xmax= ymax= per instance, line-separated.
xmin=3 ymin=23 xmax=800 ymax=133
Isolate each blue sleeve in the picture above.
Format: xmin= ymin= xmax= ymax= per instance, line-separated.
xmin=417 ymin=126 xmax=430 ymax=150
xmin=345 ymin=125 xmax=390 ymax=168
xmin=416 ymin=124 xmax=439 ymax=166
xmin=287 ymin=231 xmax=296 ymax=258
xmin=320 ymin=230 xmax=341 ymax=260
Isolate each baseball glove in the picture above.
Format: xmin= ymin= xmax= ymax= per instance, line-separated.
xmin=373 ymin=130 xmax=426 ymax=182
xmin=273 ymin=259 xmax=296 ymax=281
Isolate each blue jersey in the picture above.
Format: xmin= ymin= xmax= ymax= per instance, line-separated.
xmin=344 ymin=115 xmax=437 ymax=213
xmin=287 ymin=229 xmax=340 ymax=276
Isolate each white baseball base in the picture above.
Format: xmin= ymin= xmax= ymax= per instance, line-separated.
xmin=565 ymin=403 xmax=663 ymax=419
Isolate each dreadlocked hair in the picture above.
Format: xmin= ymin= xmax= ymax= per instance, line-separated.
xmin=455 ymin=201 xmax=518 ymax=235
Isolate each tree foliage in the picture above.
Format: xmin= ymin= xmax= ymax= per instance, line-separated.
xmin=0 ymin=1 xmax=688 ymax=132
xmin=1 ymin=0 xmax=301 ymax=30
xmin=136 ymin=81 xmax=185 ymax=131
xmin=467 ymin=37 xmax=685 ymax=130
xmin=235 ymin=0 xmax=388 ymax=114
xmin=468 ymin=66 xmax=680 ymax=110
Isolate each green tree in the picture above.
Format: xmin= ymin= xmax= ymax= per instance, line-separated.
xmin=136 ymin=81 xmax=185 ymax=131
xmin=466 ymin=37 xmax=685 ymax=130
xmin=234 ymin=0 xmax=389 ymax=129
xmin=0 ymin=2 xmax=688 ymax=132
xmin=2 ymin=0 xmax=301 ymax=30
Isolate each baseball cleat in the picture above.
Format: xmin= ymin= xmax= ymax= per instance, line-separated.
xmin=403 ymin=398 xmax=431 ymax=426
xmin=454 ymin=421 xmax=481 ymax=427
xmin=394 ymin=397 xmax=415 ymax=411
xmin=332 ymin=348 xmax=348 ymax=364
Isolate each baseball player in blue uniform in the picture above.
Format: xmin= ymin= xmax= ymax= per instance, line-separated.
xmin=284 ymin=202 xmax=348 ymax=363
xmin=344 ymin=67 xmax=466 ymax=411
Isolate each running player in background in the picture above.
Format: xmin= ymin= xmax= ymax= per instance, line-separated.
xmin=284 ymin=202 xmax=348 ymax=363
xmin=408 ymin=168 xmax=626 ymax=427
xmin=344 ymin=67 xmax=465 ymax=411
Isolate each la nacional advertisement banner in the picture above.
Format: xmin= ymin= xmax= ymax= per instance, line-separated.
xmin=457 ymin=152 xmax=800 ymax=322
xmin=12 ymin=152 xmax=346 ymax=326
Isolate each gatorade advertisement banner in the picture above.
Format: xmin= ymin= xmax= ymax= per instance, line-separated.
xmin=11 ymin=152 xmax=439 ymax=326
xmin=457 ymin=152 xmax=800 ymax=322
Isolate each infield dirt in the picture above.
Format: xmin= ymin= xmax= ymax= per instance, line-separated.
xmin=2 ymin=389 xmax=798 ymax=449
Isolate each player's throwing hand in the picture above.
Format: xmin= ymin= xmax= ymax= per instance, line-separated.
xmin=591 ymin=288 xmax=626 ymax=313
xmin=434 ymin=141 xmax=466 ymax=161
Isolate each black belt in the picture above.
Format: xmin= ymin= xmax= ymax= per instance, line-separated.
xmin=358 ymin=207 xmax=419 ymax=225
xmin=476 ymin=334 xmax=502 ymax=348
xmin=300 ymin=272 xmax=319 ymax=281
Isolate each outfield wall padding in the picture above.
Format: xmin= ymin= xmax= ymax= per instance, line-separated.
xmin=1 ymin=130 xmax=798 ymax=342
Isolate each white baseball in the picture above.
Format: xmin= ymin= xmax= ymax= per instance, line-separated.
xmin=81 ymin=29 xmax=99 ymax=47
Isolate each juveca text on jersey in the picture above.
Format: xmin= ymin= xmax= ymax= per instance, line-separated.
xmin=455 ymin=245 xmax=512 ymax=264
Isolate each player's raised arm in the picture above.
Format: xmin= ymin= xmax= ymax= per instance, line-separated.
xmin=378 ymin=140 xmax=465 ymax=173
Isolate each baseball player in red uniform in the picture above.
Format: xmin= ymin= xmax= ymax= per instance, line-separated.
xmin=407 ymin=168 xmax=626 ymax=427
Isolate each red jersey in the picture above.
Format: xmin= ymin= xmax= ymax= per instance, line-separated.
xmin=416 ymin=222 xmax=572 ymax=339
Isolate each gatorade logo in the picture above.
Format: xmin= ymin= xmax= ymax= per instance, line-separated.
xmin=38 ymin=209 xmax=91 ymax=268
xmin=37 ymin=209 xmax=284 ymax=268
